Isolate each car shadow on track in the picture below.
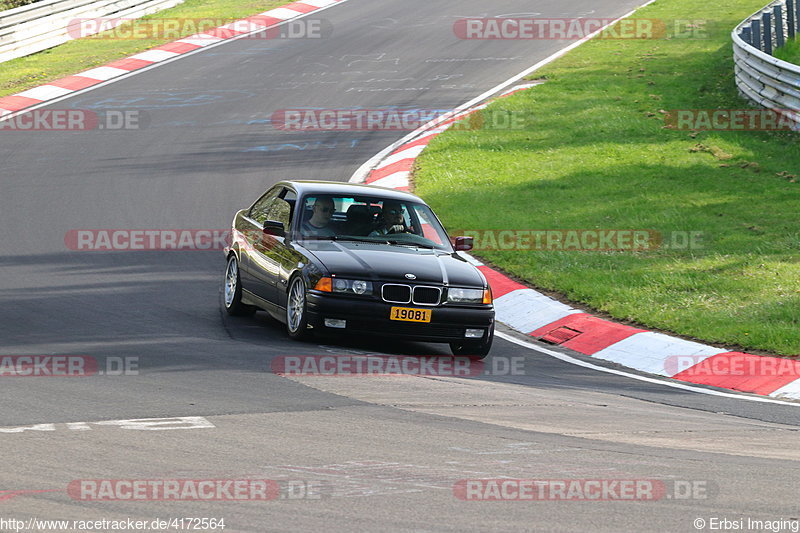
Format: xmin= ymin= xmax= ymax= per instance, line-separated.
xmin=224 ymin=305 xmax=453 ymax=358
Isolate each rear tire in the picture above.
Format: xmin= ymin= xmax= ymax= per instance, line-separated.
xmin=450 ymin=324 xmax=494 ymax=359
xmin=286 ymin=276 xmax=311 ymax=340
xmin=223 ymin=254 xmax=256 ymax=316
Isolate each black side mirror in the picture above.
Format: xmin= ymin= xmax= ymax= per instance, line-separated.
xmin=263 ymin=220 xmax=286 ymax=237
xmin=453 ymin=236 xmax=473 ymax=251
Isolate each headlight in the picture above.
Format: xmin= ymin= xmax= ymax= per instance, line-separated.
xmin=331 ymin=278 xmax=373 ymax=295
xmin=447 ymin=287 xmax=485 ymax=303
xmin=351 ymin=280 xmax=369 ymax=294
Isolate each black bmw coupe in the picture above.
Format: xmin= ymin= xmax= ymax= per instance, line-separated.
xmin=223 ymin=180 xmax=494 ymax=357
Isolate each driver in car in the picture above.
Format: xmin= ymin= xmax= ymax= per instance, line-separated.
xmin=370 ymin=201 xmax=409 ymax=236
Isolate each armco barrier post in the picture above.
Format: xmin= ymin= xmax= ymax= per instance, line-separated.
xmin=742 ymin=26 xmax=753 ymax=45
xmin=752 ymin=19 xmax=763 ymax=51
xmin=789 ymin=0 xmax=796 ymax=39
xmin=795 ymin=0 xmax=800 ymax=35
xmin=774 ymin=5 xmax=785 ymax=48
xmin=762 ymin=11 xmax=773 ymax=54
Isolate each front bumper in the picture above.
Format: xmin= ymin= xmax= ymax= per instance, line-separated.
xmin=306 ymin=292 xmax=494 ymax=343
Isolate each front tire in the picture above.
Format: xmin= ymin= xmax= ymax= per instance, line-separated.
xmin=286 ymin=276 xmax=311 ymax=340
xmin=450 ymin=324 xmax=494 ymax=359
xmin=223 ymin=254 xmax=255 ymax=316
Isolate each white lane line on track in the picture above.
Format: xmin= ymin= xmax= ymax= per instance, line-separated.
xmin=497 ymin=332 xmax=800 ymax=407
xmin=0 ymin=416 xmax=216 ymax=433
xmin=0 ymin=0 xmax=351 ymax=121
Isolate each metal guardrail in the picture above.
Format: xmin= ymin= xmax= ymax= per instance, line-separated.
xmin=733 ymin=0 xmax=800 ymax=126
xmin=0 ymin=0 xmax=183 ymax=63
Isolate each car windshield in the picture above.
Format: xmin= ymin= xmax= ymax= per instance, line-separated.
xmin=296 ymin=194 xmax=453 ymax=251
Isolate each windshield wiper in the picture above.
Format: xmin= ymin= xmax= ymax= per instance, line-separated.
xmin=315 ymin=235 xmax=390 ymax=244
xmin=312 ymin=235 xmax=440 ymax=249
xmin=385 ymin=240 xmax=438 ymax=249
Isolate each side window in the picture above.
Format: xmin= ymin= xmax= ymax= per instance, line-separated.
xmin=264 ymin=198 xmax=291 ymax=230
xmin=411 ymin=205 xmax=445 ymax=245
xmin=281 ymin=189 xmax=297 ymax=226
xmin=249 ymin=187 xmax=282 ymax=224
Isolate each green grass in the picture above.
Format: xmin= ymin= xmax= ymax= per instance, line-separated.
xmin=0 ymin=0 xmax=286 ymax=97
xmin=1 ymin=0 xmax=40 ymax=10
xmin=774 ymin=37 xmax=800 ymax=64
xmin=415 ymin=0 xmax=800 ymax=356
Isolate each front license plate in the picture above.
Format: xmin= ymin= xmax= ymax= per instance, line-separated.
xmin=390 ymin=307 xmax=432 ymax=323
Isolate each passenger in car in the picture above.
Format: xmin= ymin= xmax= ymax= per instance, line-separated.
xmin=301 ymin=197 xmax=336 ymax=237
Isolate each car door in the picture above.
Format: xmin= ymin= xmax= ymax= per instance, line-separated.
xmin=240 ymin=186 xmax=282 ymax=302
xmin=245 ymin=188 xmax=294 ymax=304
xmin=271 ymin=190 xmax=309 ymax=310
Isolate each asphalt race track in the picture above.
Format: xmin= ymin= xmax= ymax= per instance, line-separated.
xmin=1 ymin=1 xmax=799 ymax=531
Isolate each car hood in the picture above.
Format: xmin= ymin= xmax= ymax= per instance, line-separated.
xmin=299 ymin=241 xmax=486 ymax=288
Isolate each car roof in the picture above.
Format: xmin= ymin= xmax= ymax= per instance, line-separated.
xmin=278 ymin=180 xmax=426 ymax=203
